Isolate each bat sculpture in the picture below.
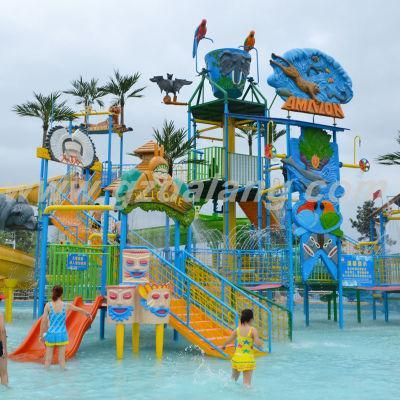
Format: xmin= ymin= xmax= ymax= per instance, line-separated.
xmin=150 ymin=74 xmax=192 ymax=104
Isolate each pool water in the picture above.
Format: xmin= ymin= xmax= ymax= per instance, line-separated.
xmin=1 ymin=302 xmax=399 ymax=400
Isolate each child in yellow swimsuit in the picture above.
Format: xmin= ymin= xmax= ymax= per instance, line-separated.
xmin=221 ymin=309 xmax=263 ymax=387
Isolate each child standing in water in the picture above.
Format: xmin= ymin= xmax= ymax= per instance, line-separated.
xmin=0 ymin=297 xmax=9 ymax=386
xmin=40 ymin=285 xmax=92 ymax=369
xmin=221 ymin=309 xmax=263 ymax=387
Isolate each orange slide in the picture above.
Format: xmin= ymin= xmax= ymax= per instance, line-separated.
xmin=9 ymin=296 xmax=103 ymax=363
xmin=239 ymin=201 xmax=279 ymax=229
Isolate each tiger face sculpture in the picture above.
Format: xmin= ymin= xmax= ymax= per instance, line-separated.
xmin=137 ymin=283 xmax=171 ymax=324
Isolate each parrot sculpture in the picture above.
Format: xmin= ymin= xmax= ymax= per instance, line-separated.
xmin=192 ymin=19 xmax=208 ymax=58
xmin=244 ymin=30 xmax=255 ymax=52
xmin=294 ymin=200 xmax=319 ymax=236
xmin=319 ymin=200 xmax=343 ymax=237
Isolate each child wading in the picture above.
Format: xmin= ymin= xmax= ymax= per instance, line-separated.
xmin=0 ymin=295 xmax=8 ymax=386
xmin=221 ymin=309 xmax=264 ymax=387
xmin=40 ymin=285 xmax=92 ymax=369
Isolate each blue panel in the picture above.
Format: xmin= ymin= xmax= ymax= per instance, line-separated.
xmin=341 ymin=255 xmax=374 ymax=287
xmin=267 ymin=48 xmax=353 ymax=104
xmin=67 ymin=254 xmax=89 ymax=271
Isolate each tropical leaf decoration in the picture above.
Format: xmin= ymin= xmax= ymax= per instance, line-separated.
xmin=115 ymin=168 xmax=194 ymax=227
xmin=299 ymin=128 xmax=333 ymax=169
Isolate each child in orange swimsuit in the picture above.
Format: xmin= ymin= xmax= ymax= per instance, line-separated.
xmin=221 ymin=309 xmax=264 ymax=387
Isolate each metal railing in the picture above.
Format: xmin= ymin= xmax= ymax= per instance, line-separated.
xmin=101 ymin=162 xmax=137 ymax=187
xmin=128 ymin=245 xmax=237 ymax=357
xmin=374 ymin=255 xmax=400 ymax=285
xmin=187 ymin=146 xmax=266 ymax=185
xmin=192 ymin=248 xmax=289 ymax=286
xmin=182 ymin=251 xmax=273 ymax=349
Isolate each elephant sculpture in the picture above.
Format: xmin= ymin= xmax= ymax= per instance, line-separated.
xmin=0 ymin=195 xmax=37 ymax=231
xmin=219 ymin=50 xmax=251 ymax=85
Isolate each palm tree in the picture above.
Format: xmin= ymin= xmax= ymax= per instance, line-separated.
xmin=100 ymin=70 xmax=145 ymax=126
xmin=377 ymin=131 xmax=400 ymax=165
xmin=64 ymin=77 xmax=104 ymax=121
xmin=236 ymin=122 xmax=286 ymax=156
xmin=13 ymin=92 xmax=75 ymax=147
xmin=151 ymin=120 xmax=201 ymax=176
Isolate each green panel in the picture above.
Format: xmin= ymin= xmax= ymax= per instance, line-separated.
xmin=190 ymin=99 xmax=266 ymax=123
xmin=47 ymin=244 xmax=119 ymax=301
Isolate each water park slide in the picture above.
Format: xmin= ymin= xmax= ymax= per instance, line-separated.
xmin=0 ymin=176 xmax=64 ymax=205
xmin=239 ymin=201 xmax=279 ymax=229
xmin=0 ymin=245 xmax=34 ymax=289
xmin=9 ymin=296 xmax=103 ymax=363
xmin=169 ymin=299 xmax=266 ymax=358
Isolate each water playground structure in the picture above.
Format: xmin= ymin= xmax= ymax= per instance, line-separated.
xmin=1 ymin=22 xmax=400 ymax=364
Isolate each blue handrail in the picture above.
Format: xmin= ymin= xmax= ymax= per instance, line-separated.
xmin=126 ymin=245 xmax=238 ymax=357
xmin=182 ymin=250 xmax=273 ymax=352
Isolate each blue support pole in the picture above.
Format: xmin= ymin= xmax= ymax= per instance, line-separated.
xmin=165 ymin=216 xmax=170 ymax=260
xmin=383 ymin=292 xmax=389 ymax=322
xmin=174 ymin=220 xmax=181 ymax=270
xmin=285 ymin=123 xmax=294 ymax=315
xmin=100 ymin=114 xmax=113 ymax=340
xmin=187 ymin=109 xmax=192 ymax=178
xmin=223 ymin=102 xmax=229 ymax=247
xmin=33 ymin=157 xmax=46 ymax=319
xmin=119 ymin=135 xmax=124 ymax=177
xmin=257 ymin=121 xmax=262 ymax=236
xmin=174 ymin=219 xmax=181 ymax=341
xmin=379 ymin=212 xmax=385 ymax=255
xmin=304 ymin=284 xmax=310 ymax=326
xmin=264 ymin=121 xmax=271 ymax=235
xmin=186 ymin=224 xmax=193 ymax=253
xmin=193 ymin=120 xmax=197 ymax=180
xmin=337 ymin=239 xmax=344 ymax=329
xmin=332 ymin=131 xmax=344 ymax=329
xmin=372 ymin=295 xmax=377 ymax=320
xmin=38 ymin=214 xmax=49 ymax=316
xmin=119 ymin=213 xmax=128 ymax=283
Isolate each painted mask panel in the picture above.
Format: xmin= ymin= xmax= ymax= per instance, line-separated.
xmin=106 ymin=286 xmax=135 ymax=324
xmin=122 ymin=249 xmax=150 ymax=285
xmin=137 ymin=284 xmax=171 ymax=324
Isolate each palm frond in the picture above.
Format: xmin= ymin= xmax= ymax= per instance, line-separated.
xmin=100 ymin=70 xmax=145 ymax=99
xmin=376 ymin=152 xmax=400 ymax=165
xmin=377 ymin=131 xmax=400 ymax=165
xmin=64 ymin=76 xmax=104 ymax=108
xmin=13 ymin=92 xmax=74 ymax=122
xmin=152 ymin=120 xmax=201 ymax=170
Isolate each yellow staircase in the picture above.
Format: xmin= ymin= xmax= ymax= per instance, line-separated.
xmin=170 ymin=299 xmax=267 ymax=358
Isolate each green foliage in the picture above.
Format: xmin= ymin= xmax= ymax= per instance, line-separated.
xmin=349 ymin=200 xmax=377 ymax=240
xmin=152 ymin=120 xmax=203 ymax=175
xmin=125 ymin=202 xmax=195 ymax=227
xmin=12 ymin=92 xmax=75 ymax=146
xmin=64 ymin=76 xmax=105 ymax=109
xmin=0 ymin=231 xmax=36 ymax=255
xmin=100 ymin=70 xmax=145 ymax=125
xmin=299 ymin=128 xmax=333 ymax=162
xmin=376 ymin=131 xmax=400 ymax=165
xmin=236 ymin=122 xmax=285 ymax=156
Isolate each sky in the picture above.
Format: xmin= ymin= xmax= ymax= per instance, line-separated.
xmin=1 ymin=0 xmax=400 ymax=237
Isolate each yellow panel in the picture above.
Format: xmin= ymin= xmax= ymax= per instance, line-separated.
xmin=36 ymin=147 xmax=51 ymax=160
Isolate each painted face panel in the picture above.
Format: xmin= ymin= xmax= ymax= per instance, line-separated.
xmin=137 ymin=284 xmax=171 ymax=324
xmin=122 ymin=250 xmax=150 ymax=284
xmin=106 ymin=286 xmax=135 ymax=324
xmin=153 ymin=166 xmax=170 ymax=187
